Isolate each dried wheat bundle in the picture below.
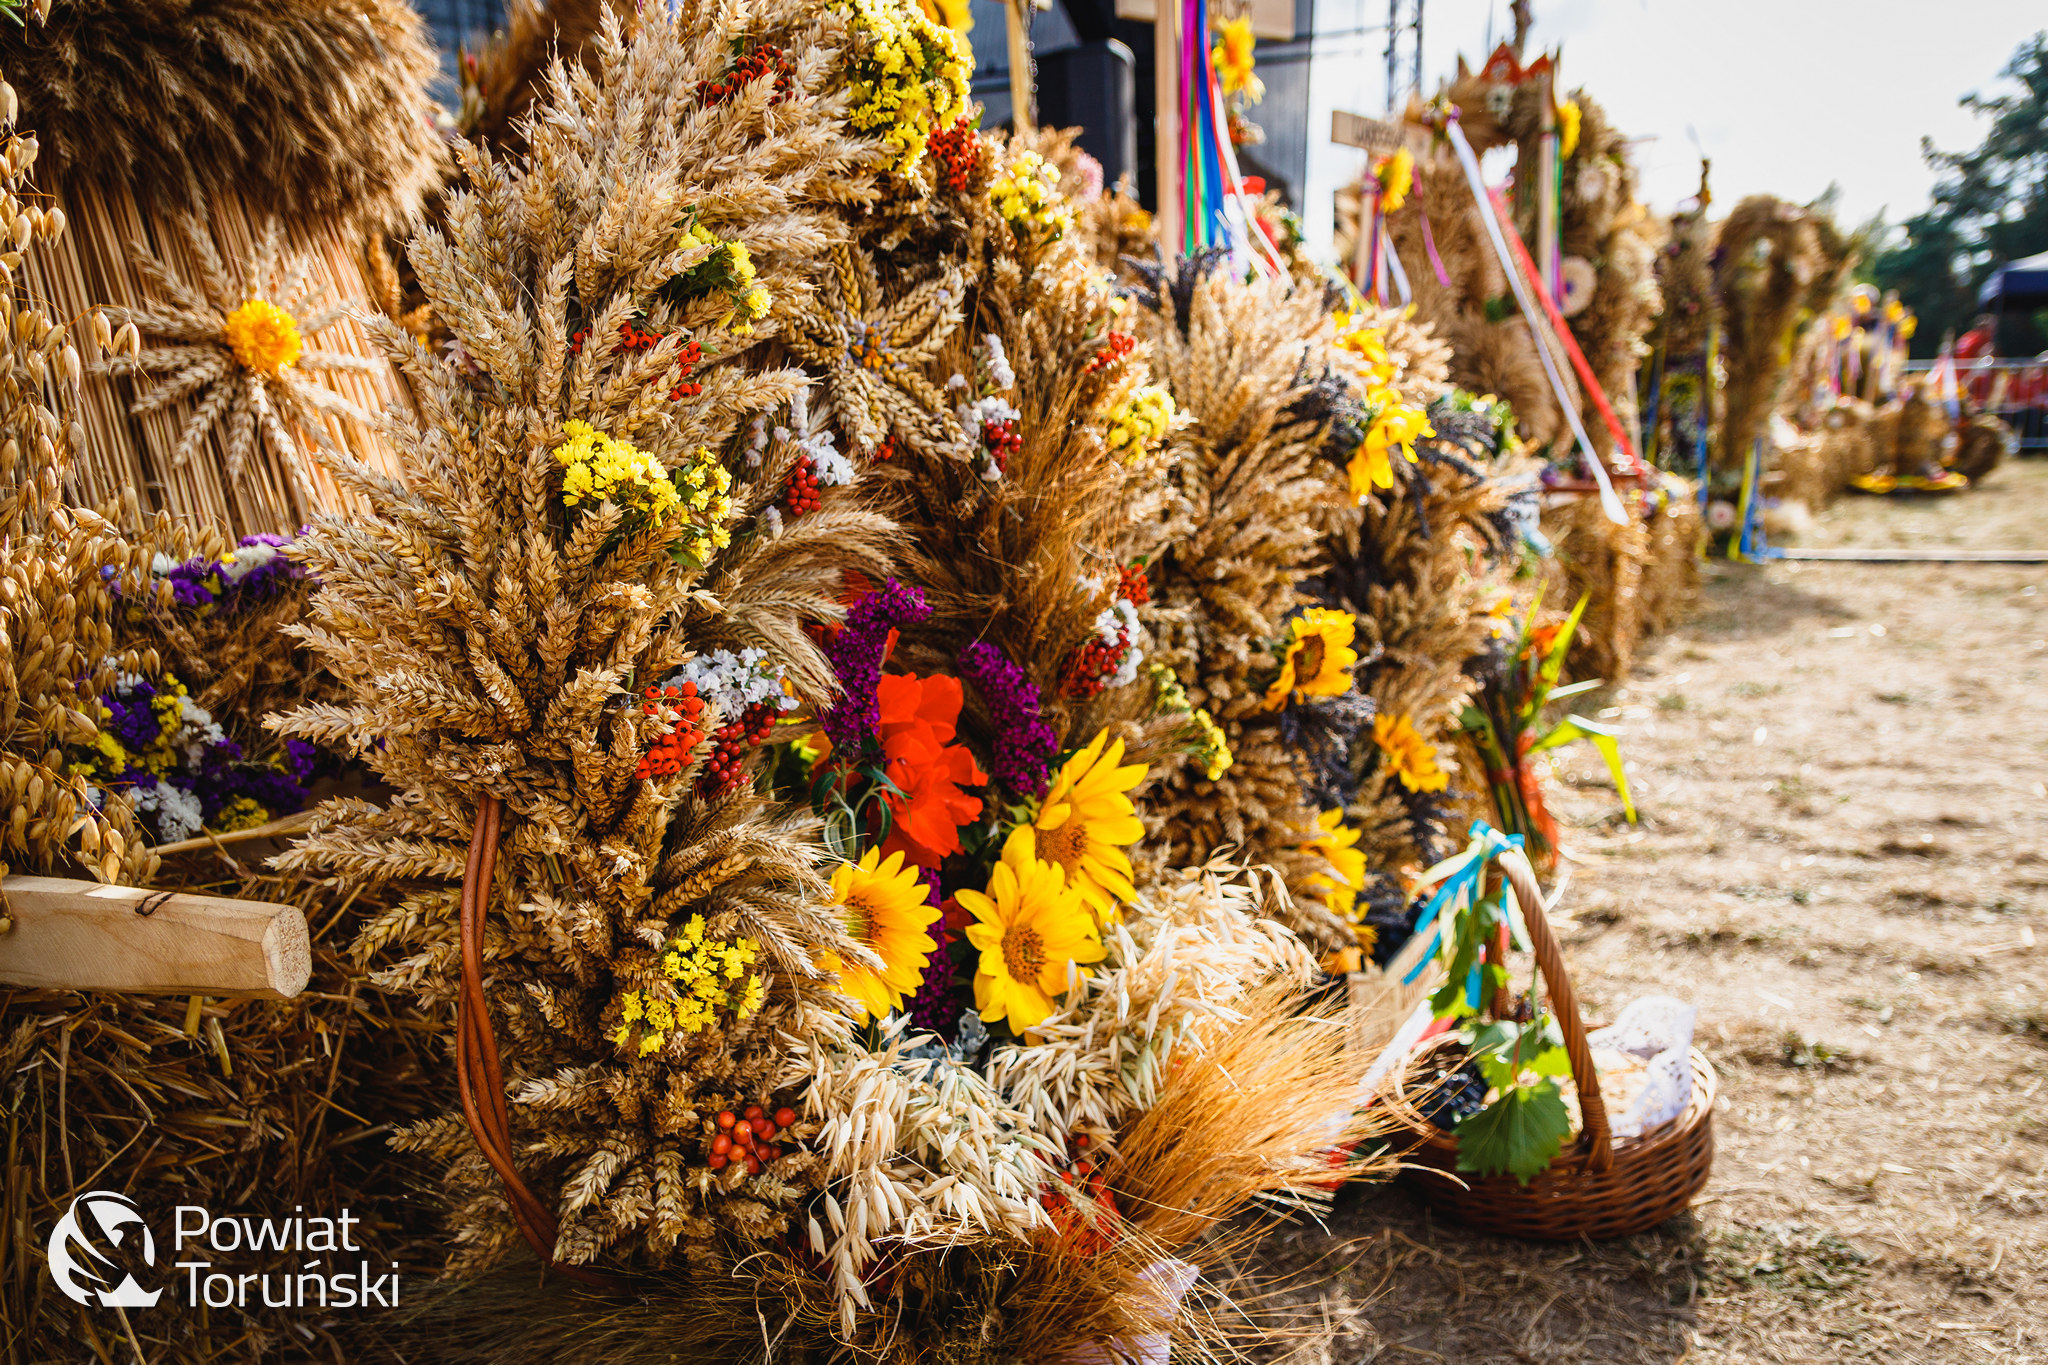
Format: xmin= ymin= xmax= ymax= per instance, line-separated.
xmin=459 ymin=0 xmax=619 ymax=155
xmin=1113 ymin=257 xmax=1360 ymax=949
xmin=1712 ymin=195 xmax=1847 ymax=477
xmin=269 ymin=2 xmax=895 ymax=1280
xmin=1 ymin=0 xmax=444 ymax=236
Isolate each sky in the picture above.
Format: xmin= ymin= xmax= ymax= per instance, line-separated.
xmin=1416 ymin=0 xmax=2047 ymax=233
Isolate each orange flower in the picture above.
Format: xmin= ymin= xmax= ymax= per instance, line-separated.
xmin=876 ymin=672 xmax=988 ymax=868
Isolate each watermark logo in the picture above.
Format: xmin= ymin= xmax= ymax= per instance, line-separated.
xmin=48 ymin=1191 xmax=163 ymax=1309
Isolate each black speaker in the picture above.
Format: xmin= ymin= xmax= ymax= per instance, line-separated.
xmin=1035 ymin=39 xmax=1138 ymax=188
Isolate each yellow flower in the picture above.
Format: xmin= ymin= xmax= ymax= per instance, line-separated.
xmin=554 ymin=419 xmax=683 ymax=527
xmin=1106 ymin=385 xmax=1174 ymax=462
xmin=1555 ymin=97 xmax=1582 ymax=158
xmin=989 ymin=150 xmax=1075 ymax=240
xmin=1374 ymin=146 xmax=1414 ymax=213
xmin=837 ymin=0 xmax=971 ymax=172
xmin=1301 ymin=809 xmax=1366 ymax=920
xmin=918 ymin=0 xmax=971 ymax=30
xmin=1884 ymin=299 xmax=1905 ymax=324
xmin=1032 ymin=729 xmax=1147 ymax=924
xmin=212 ymin=796 xmax=272 ymax=834
xmin=958 ymin=827 xmax=1105 ymax=1033
xmin=223 ymin=298 xmax=302 ymax=375
xmin=1212 ymin=15 xmax=1262 ymax=101
xmin=1347 ymin=393 xmax=1435 ymax=498
xmin=1189 ymin=706 xmax=1233 ymax=781
xmin=1261 ymin=608 xmax=1359 ymax=710
xmin=1336 ymin=319 xmax=1399 ymax=389
xmin=1373 ymin=712 xmax=1448 ymax=793
xmin=824 ymin=847 xmax=941 ymax=1022
xmin=1832 ymin=316 xmax=1852 ymax=340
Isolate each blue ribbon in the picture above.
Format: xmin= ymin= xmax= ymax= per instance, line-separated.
xmin=1400 ymin=821 xmax=1524 ymax=985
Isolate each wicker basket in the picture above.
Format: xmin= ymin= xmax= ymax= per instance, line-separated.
xmin=1383 ymin=848 xmax=1717 ymax=1240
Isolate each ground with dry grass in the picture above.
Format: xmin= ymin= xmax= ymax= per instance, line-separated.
xmin=1260 ymin=460 xmax=2048 ymax=1364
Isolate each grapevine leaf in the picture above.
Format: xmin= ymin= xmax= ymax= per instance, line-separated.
xmin=1453 ymin=1080 xmax=1572 ymax=1185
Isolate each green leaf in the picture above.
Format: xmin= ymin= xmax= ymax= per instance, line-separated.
xmin=1524 ymin=715 xmax=1637 ymax=823
xmin=1545 ymin=679 xmax=1603 ymax=702
xmin=1533 ymin=594 xmax=1591 ymax=703
xmin=1453 ymin=1080 xmax=1572 ymax=1184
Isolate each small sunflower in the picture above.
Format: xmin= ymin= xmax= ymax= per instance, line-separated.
xmin=1301 ymin=809 xmax=1366 ymax=920
xmin=1373 ymin=712 xmax=1449 ymax=793
xmin=823 ymin=847 xmax=941 ymax=1022
xmin=1032 ymin=729 xmax=1147 ymax=924
xmin=958 ymin=827 xmax=1105 ymax=1033
xmin=1262 ymin=608 xmax=1360 ymax=711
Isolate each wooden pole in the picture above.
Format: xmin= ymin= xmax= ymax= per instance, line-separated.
xmin=1153 ymin=0 xmax=1181 ymax=255
xmin=1005 ymin=0 xmax=1035 ymax=134
xmin=0 ymin=876 xmax=311 ymax=998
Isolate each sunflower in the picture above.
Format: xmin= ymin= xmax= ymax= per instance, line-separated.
xmin=1261 ymin=608 xmax=1359 ymax=710
xmin=823 ymin=848 xmax=941 ymax=1022
xmin=1301 ymin=809 xmax=1366 ymax=920
xmin=1373 ymin=712 xmax=1449 ymax=793
xmin=958 ymin=827 xmax=1105 ymax=1033
xmin=1032 ymin=729 xmax=1147 ymax=924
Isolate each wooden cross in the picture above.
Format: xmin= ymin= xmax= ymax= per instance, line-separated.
xmin=0 ymin=876 xmax=310 ymax=998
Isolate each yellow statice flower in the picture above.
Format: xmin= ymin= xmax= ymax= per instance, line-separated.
xmin=1373 ymin=146 xmax=1414 ymax=213
xmin=554 ymin=420 xmax=683 ymax=527
xmin=1189 ymin=706 xmax=1233 ymax=781
xmin=989 ymin=150 xmax=1075 ymax=240
xmin=1212 ymin=15 xmax=1262 ymax=102
xmin=1336 ymin=318 xmax=1400 ymax=389
xmin=672 ymin=444 xmax=736 ymax=552
xmin=958 ymin=827 xmax=1105 ymax=1033
xmin=1373 ymin=712 xmax=1448 ymax=793
xmin=675 ymin=223 xmax=772 ymax=332
xmin=1261 ymin=608 xmax=1359 ymax=710
xmin=223 ymin=298 xmax=302 ymax=376
xmin=213 ymin=796 xmax=272 ymax=834
xmin=609 ymin=917 xmax=765 ymax=1057
xmin=1031 ymin=729 xmax=1147 ymax=925
xmin=822 ymin=847 xmax=941 ymax=1023
xmin=917 ymin=0 xmax=971 ymax=32
xmin=837 ymin=0 xmax=971 ymax=173
xmin=1105 ymin=385 xmax=1173 ymax=463
xmin=1301 ymin=808 xmax=1366 ymax=921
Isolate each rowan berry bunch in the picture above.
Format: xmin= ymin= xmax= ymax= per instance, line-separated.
xmin=1038 ymin=1135 xmax=1122 ymax=1257
xmin=783 ymin=454 xmax=822 ymax=516
xmin=697 ymin=701 xmax=778 ymax=798
xmin=927 ymin=118 xmax=980 ymax=195
xmin=707 ymin=1102 xmax=801 ymax=1175
xmin=1115 ymin=562 xmax=1150 ymax=606
xmin=633 ymin=682 xmax=706 ymax=780
xmin=1083 ymin=329 xmax=1135 ymax=374
xmin=980 ymin=414 xmax=1021 ymax=474
xmin=567 ymin=323 xmax=703 ymax=398
xmin=697 ymin=44 xmax=794 ymax=106
xmin=1058 ymin=634 xmax=1126 ymax=700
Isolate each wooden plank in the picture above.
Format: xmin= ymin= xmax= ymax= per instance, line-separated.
xmin=1004 ymin=0 xmax=1034 ymax=133
xmin=1153 ymin=0 xmax=1180 ymax=254
xmin=1772 ymin=548 xmax=2048 ymax=563
xmin=1333 ymin=109 xmax=1403 ymax=154
xmin=1117 ymin=0 xmax=1294 ymax=40
xmin=0 ymin=876 xmax=310 ymax=998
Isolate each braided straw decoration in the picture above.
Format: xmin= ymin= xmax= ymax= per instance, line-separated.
xmin=1496 ymin=846 xmax=1613 ymax=1172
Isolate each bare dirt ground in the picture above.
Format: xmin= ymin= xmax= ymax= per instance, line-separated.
xmin=1265 ymin=460 xmax=2048 ymax=1364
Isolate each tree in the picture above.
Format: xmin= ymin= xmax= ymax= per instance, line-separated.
xmin=1871 ymin=32 xmax=2048 ymax=357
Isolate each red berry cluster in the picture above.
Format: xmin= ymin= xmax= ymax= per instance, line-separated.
xmin=567 ymin=323 xmax=703 ymax=400
xmin=709 ymin=1102 xmax=799 ymax=1175
xmin=981 ymin=416 xmax=1022 ymax=474
xmin=927 ymin=119 xmax=979 ymax=195
xmin=783 ymin=454 xmax=822 ymax=517
xmin=1058 ymin=633 xmax=1127 ymax=700
xmin=873 ymin=435 xmax=897 ymax=463
xmin=1084 ymin=330 xmax=1135 ymax=374
xmin=1039 ymin=1136 xmax=1121 ymax=1256
xmin=634 ymin=682 xmax=706 ymax=780
xmin=698 ymin=701 xmax=778 ymax=798
xmin=1115 ymin=562 xmax=1150 ymax=606
xmin=697 ymin=45 xmax=793 ymax=107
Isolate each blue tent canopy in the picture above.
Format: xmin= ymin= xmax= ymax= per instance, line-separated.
xmin=1978 ymin=250 xmax=2048 ymax=309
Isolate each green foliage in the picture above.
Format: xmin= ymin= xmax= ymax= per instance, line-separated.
xmin=1870 ymin=33 xmax=2048 ymax=357
xmin=1453 ymin=1079 xmax=1571 ymax=1185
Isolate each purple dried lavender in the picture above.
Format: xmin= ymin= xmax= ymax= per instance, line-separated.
xmin=958 ymin=641 xmax=1058 ymax=797
xmin=821 ymin=578 xmax=929 ymax=752
xmin=905 ymin=877 xmax=964 ymax=1041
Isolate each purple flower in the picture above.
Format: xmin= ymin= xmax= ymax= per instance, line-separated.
xmin=821 ymin=579 xmax=929 ymax=752
xmin=958 ymin=641 xmax=1058 ymax=797
xmin=104 ymin=677 xmax=164 ymax=756
xmin=905 ymin=877 xmax=964 ymax=1041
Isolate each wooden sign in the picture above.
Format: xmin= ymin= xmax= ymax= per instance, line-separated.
xmin=1115 ymin=0 xmax=1294 ymax=41
xmin=0 ymin=876 xmax=311 ymax=998
xmin=1332 ymin=110 xmax=1404 ymax=155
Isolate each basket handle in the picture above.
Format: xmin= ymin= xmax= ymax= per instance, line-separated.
xmin=1497 ymin=846 xmax=1613 ymax=1172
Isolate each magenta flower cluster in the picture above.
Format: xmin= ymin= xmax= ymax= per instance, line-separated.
xmin=958 ymin=640 xmax=1058 ymax=797
xmin=821 ymin=578 xmax=930 ymax=752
